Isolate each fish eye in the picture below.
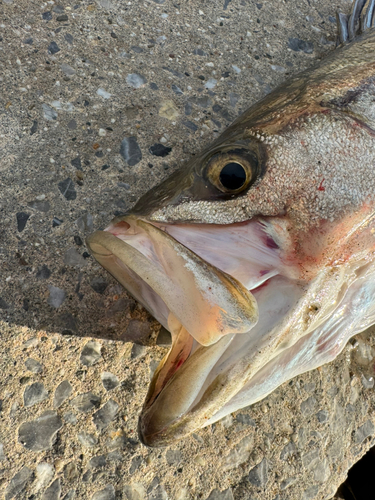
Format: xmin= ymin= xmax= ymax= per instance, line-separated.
xmin=219 ymin=162 xmax=247 ymax=190
xmin=205 ymin=148 xmax=259 ymax=194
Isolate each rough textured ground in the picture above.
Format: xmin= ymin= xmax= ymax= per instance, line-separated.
xmin=1 ymin=0 xmax=375 ymax=499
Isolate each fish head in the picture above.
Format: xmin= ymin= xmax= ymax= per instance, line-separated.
xmin=87 ymin=35 xmax=375 ymax=446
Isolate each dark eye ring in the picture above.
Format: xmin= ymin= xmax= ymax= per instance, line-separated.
xmin=205 ymin=148 xmax=259 ymax=194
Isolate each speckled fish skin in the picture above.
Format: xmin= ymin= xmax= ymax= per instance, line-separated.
xmin=87 ymin=4 xmax=375 ymax=447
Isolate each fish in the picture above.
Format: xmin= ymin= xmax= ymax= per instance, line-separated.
xmin=87 ymin=0 xmax=375 ymax=447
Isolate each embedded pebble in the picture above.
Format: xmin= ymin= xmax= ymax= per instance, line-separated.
xmin=302 ymin=485 xmax=319 ymax=500
xmin=353 ymin=419 xmax=375 ymax=444
xmin=5 ymin=466 xmax=33 ymax=500
xmin=80 ymin=340 xmax=102 ymax=366
xmin=172 ymin=84 xmax=183 ymax=95
xmin=156 ymin=327 xmax=172 ymax=347
xmin=63 ymin=490 xmax=76 ymax=500
xmin=300 ymin=396 xmax=317 ymax=416
xmin=182 ymin=120 xmax=198 ymax=131
xmin=64 ymin=248 xmax=87 ymax=267
xmin=23 ymin=382 xmax=48 ymax=407
xmin=316 ymin=410 xmax=329 ymax=423
xmin=312 ymin=458 xmax=330 ymax=483
xmin=123 ymin=483 xmax=146 ymax=500
xmin=248 ymin=458 xmax=269 ymax=487
xmin=288 ymin=37 xmax=314 ymax=53
xmin=42 ymin=104 xmax=58 ymax=121
xmin=222 ymin=436 xmax=253 ymax=471
xmin=64 ymin=462 xmax=79 ymax=482
xmin=93 ymin=399 xmax=119 ymax=431
xmin=205 ymin=78 xmax=217 ymax=89
xmin=91 ymin=484 xmax=116 ymax=500
xmin=101 ymin=372 xmax=119 ymax=391
xmin=58 ymin=178 xmax=77 ymax=201
xmin=126 ymin=319 xmax=152 ymax=343
xmin=131 ymin=344 xmax=146 ymax=358
xmin=280 ymin=442 xmax=297 ymax=460
xmin=159 ymin=100 xmax=179 ymax=120
xmin=53 ymin=380 xmax=73 ymax=408
xmin=90 ymin=277 xmax=108 ymax=294
xmin=120 ymin=137 xmax=142 ymax=166
xmin=149 ymin=143 xmax=172 ymax=157
xmin=165 ymin=449 xmax=182 ymax=465
xmin=52 ymin=217 xmax=63 ymax=227
xmin=36 ymin=265 xmax=51 ymax=280
xmin=280 ymin=477 xmax=297 ymax=491
xmin=97 ymin=88 xmax=112 ymax=99
xmin=25 ymin=358 xmax=43 ymax=374
xmin=70 ymin=393 xmax=101 ymax=413
xmin=48 ymin=41 xmax=60 ymax=54
xmin=16 ymin=212 xmax=30 ymax=232
xmin=361 ymin=374 xmax=374 ymax=389
xmin=47 ymin=286 xmax=66 ymax=308
xmin=18 ymin=411 xmax=63 ymax=451
xmin=61 ymin=64 xmax=75 ymax=76
xmin=148 ymin=485 xmax=168 ymax=500
xmin=126 ymin=73 xmax=147 ymax=88
xmin=63 ymin=412 xmax=77 ymax=425
xmin=77 ymin=432 xmax=98 ymax=448
xmin=28 ymin=199 xmax=51 ymax=212
xmin=35 ymin=462 xmax=55 ymax=492
xmin=88 ymin=454 xmax=107 ymax=469
xmin=76 ymin=212 xmax=94 ymax=233
xmin=0 ymin=443 xmax=6 ymax=461
xmin=206 ymin=489 xmax=234 ymax=500
xmin=41 ymin=478 xmax=61 ymax=500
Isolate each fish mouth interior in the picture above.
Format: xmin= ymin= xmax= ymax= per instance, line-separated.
xmin=86 ymin=215 xmax=299 ymax=446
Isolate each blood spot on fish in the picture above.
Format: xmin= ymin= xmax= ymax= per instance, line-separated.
xmin=318 ymin=179 xmax=325 ymax=191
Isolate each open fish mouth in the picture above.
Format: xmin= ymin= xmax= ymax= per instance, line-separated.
xmin=86 ymin=214 xmax=375 ymax=447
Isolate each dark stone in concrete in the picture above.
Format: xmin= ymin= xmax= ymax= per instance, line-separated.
xmin=70 ymin=392 xmax=101 ymax=413
xmin=58 ymin=178 xmax=77 ymax=201
xmin=23 ymin=382 xmax=48 ymax=407
xmin=80 ymin=341 xmax=102 ymax=366
xmin=149 ymin=143 xmax=172 ymax=157
xmin=91 ymin=485 xmax=116 ymax=500
xmin=288 ymin=37 xmax=314 ymax=54
xmin=93 ymin=399 xmax=119 ymax=431
xmin=18 ymin=411 xmax=63 ymax=451
xmin=42 ymin=478 xmax=61 ymax=500
xmin=53 ymin=380 xmax=73 ymax=408
xmin=248 ymin=458 xmax=269 ymax=487
xmin=5 ymin=466 xmax=33 ymax=500
xmin=16 ymin=212 xmax=30 ymax=232
xmin=25 ymin=358 xmax=43 ymax=374
xmin=120 ymin=137 xmax=142 ymax=166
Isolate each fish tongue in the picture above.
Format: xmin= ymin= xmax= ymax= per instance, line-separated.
xmin=88 ymin=218 xmax=259 ymax=346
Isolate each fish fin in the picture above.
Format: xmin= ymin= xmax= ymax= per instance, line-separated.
xmin=337 ymin=0 xmax=375 ymax=45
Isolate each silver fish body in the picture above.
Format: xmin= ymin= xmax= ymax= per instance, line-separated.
xmin=87 ymin=2 xmax=375 ymax=446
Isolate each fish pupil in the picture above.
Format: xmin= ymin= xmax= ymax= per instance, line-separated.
xmin=219 ymin=162 xmax=247 ymax=190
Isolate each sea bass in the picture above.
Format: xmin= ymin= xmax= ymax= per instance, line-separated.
xmin=87 ymin=0 xmax=375 ymax=447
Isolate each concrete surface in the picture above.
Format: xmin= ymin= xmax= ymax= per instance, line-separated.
xmin=1 ymin=0 xmax=375 ymax=499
